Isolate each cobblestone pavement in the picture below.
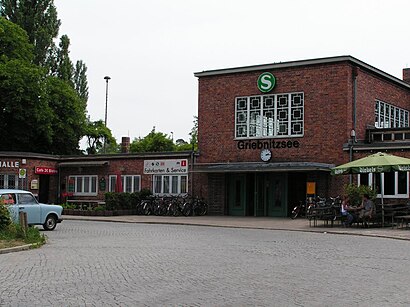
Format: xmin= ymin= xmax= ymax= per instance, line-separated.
xmin=1 ymin=220 xmax=410 ymax=306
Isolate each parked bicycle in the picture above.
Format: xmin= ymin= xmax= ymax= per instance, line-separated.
xmin=290 ymin=197 xmax=315 ymax=219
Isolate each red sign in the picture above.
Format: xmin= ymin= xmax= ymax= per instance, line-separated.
xmin=35 ymin=167 xmax=58 ymax=175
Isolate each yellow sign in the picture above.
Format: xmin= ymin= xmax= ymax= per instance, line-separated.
xmin=306 ymin=182 xmax=316 ymax=195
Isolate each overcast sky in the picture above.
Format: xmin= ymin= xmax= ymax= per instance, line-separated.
xmin=54 ymin=0 xmax=410 ymax=146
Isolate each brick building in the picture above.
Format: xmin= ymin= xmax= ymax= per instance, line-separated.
xmin=0 ymin=55 xmax=409 ymax=216
xmin=193 ymin=56 xmax=410 ymax=216
xmin=0 ymin=143 xmax=192 ymax=205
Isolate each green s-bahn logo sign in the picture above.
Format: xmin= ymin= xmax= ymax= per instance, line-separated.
xmin=257 ymin=72 xmax=276 ymax=93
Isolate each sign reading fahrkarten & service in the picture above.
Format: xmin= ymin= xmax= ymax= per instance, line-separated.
xmin=144 ymin=159 xmax=188 ymax=174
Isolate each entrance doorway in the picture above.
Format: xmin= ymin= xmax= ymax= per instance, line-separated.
xmin=39 ymin=175 xmax=50 ymax=203
xmin=227 ymin=173 xmax=288 ymax=217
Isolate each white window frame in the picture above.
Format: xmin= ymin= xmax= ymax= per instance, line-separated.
xmin=69 ymin=175 xmax=98 ymax=196
xmin=375 ymin=100 xmax=409 ymax=128
xmin=0 ymin=174 xmax=18 ymax=189
xmin=108 ymin=175 xmax=141 ymax=193
xmin=235 ymin=92 xmax=304 ymax=139
xmin=152 ymin=175 xmax=188 ymax=195
xmin=358 ymin=172 xmax=409 ymax=199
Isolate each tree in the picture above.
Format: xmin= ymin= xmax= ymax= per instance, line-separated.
xmin=130 ymin=127 xmax=175 ymax=153
xmin=73 ymin=60 xmax=89 ymax=102
xmin=0 ymin=16 xmax=33 ymax=62
xmin=84 ymin=119 xmax=117 ymax=154
xmin=175 ymin=116 xmax=198 ymax=151
xmin=0 ymin=18 xmax=54 ymax=152
xmin=44 ymin=76 xmax=87 ymax=154
xmin=0 ymin=59 xmax=54 ymax=152
xmin=55 ymin=34 xmax=73 ymax=84
xmin=1 ymin=0 xmax=61 ymax=67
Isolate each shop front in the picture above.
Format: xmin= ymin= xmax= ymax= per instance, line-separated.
xmin=196 ymin=162 xmax=333 ymax=217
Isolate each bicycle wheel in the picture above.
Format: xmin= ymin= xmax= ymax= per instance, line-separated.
xmin=143 ymin=201 xmax=153 ymax=216
xmin=195 ymin=201 xmax=208 ymax=216
xmin=291 ymin=206 xmax=300 ymax=219
xmin=182 ymin=202 xmax=192 ymax=217
xmin=167 ymin=202 xmax=177 ymax=216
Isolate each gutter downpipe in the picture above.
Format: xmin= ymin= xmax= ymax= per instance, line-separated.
xmin=350 ymin=67 xmax=358 ymax=184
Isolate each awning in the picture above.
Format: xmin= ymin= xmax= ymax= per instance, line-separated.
xmin=58 ymin=161 xmax=109 ymax=167
xmin=194 ymin=162 xmax=335 ymax=173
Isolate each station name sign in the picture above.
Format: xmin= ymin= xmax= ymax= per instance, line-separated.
xmin=144 ymin=159 xmax=188 ymax=174
xmin=0 ymin=161 xmax=20 ymax=168
xmin=35 ymin=167 xmax=58 ymax=175
xmin=237 ymin=139 xmax=300 ymax=150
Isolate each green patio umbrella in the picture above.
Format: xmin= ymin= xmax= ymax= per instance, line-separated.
xmin=331 ymin=152 xmax=410 ymax=175
xmin=331 ymin=152 xmax=410 ymax=225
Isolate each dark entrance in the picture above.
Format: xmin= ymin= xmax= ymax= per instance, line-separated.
xmin=227 ymin=173 xmax=287 ymax=217
xmin=287 ymin=172 xmax=307 ymax=216
xmin=39 ymin=175 xmax=50 ymax=203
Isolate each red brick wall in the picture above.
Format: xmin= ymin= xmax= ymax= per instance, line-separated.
xmin=197 ymin=60 xmax=410 ymax=206
xmin=198 ymin=62 xmax=356 ymax=166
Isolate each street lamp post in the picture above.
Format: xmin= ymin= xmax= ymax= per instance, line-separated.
xmin=104 ymin=76 xmax=111 ymax=153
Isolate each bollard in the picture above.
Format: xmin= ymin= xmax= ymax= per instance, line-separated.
xmin=19 ymin=211 xmax=28 ymax=236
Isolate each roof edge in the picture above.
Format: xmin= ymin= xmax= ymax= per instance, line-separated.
xmin=194 ymin=55 xmax=410 ymax=89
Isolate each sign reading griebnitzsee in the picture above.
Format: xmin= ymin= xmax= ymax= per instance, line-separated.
xmin=144 ymin=159 xmax=188 ymax=174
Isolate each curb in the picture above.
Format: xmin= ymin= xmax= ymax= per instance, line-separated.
xmin=0 ymin=243 xmax=35 ymax=255
xmin=64 ymin=216 xmax=410 ymax=242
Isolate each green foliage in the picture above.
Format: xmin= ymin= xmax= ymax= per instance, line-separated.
xmin=74 ymin=60 xmax=89 ymax=102
xmin=0 ymin=59 xmax=55 ymax=152
xmin=105 ymin=190 xmax=152 ymax=211
xmin=60 ymin=203 xmax=76 ymax=209
xmin=189 ymin=115 xmax=198 ymax=150
xmin=55 ymin=35 xmax=74 ymax=84
xmin=0 ymin=203 xmax=11 ymax=231
xmin=45 ymin=76 xmax=87 ymax=154
xmin=130 ymin=127 xmax=175 ymax=152
xmin=1 ymin=0 xmax=61 ymax=67
xmin=94 ymin=205 xmax=106 ymax=211
xmin=84 ymin=119 xmax=117 ymax=154
xmin=344 ymin=184 xmax=377 ymax=206
xmin=0 ymin=224 xmax=46 ymax=245
xmin=0 ymin=17 xmax=33 ymax=62
xmin=0 ymin=3 xmax=91 ymax=155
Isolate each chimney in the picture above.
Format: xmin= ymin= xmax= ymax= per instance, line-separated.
xmin=403 ymin=68 xmax=410 ymax=84
xmin=121 ymin=136 xmax=130 ymax=153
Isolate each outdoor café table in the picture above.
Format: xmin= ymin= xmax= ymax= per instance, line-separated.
xmin=379 ymin=203 xmax=410 ymax=227
xmin=394 ymin=215 xmax=410 ymax=229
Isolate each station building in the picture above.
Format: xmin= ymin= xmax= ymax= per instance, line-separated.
xmin=0 ymin=55 xmax=409 ymax=217
xmin=0 ymin=142 xmax=192 ymax=205
xmin=193 ymin=55 xmax=410 ymax=216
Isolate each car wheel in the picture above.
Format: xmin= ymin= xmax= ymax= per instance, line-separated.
xmin=43 ymin=214 xmax=57 ymax=231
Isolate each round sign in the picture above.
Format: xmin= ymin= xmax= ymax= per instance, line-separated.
xmin=257 ymin=72 xmax=276 ymax=93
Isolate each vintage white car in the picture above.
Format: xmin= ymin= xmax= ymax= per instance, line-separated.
xmin=0 ymin=189 xmax=63 ymax=230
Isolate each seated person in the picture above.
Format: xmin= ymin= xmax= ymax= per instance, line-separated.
xmin=357 ymin=193 xmax=374 ymax=222
xmin=340 ymin=195 xmax=354 ymax=226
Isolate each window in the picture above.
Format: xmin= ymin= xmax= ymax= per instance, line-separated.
xmin=18 ymin=193 xmax=37 ymax=205
xmin=108 ymin=175 xmax=141 ymax=193
xmin=0 ymin=174 xmax=17 ymax=189
xmin=375 ymin=100 xmax=409 ymax=128
xmin=358 ymin=171 xmax=409 ymax=198
xmin=69 ymin=175 xmax=98 ymax=195
xmin=153 ymin=175 xmax=188 ymax=195
xmin=235 ymin=92 xmax=304 ymax=139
